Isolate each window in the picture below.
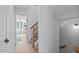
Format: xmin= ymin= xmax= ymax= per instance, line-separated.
xmin=16 ymin=15 xmax=27 ymax=32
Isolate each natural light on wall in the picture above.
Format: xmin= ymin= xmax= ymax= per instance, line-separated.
xmin=74 ymin=24 xmax=78 ymax=29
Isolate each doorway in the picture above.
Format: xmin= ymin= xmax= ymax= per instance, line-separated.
xmin=59 ymin=20 xmax=79 ymax=53
xmin=15 ymin=15 xmax=36 ymax=53
xmin=16 ymin=15 xmax=27 ymax=52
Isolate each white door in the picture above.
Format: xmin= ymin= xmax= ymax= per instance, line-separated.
xmin=0 ymin=5 xmax=15 ymax=53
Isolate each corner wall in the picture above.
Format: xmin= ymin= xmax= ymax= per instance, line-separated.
xmin=39 ymin=6 xmax=59 ymax=53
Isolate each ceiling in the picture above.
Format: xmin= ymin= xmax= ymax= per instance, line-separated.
xmin=51 ymin=5 xmax=79 ymax=20
xmin=14 ymin=5 xmax=79 ymax=20
xmin=14 ymin=5 xmax=30 ymax=11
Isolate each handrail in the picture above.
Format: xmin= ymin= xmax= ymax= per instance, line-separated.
xmin=74 ymin=47 xmax=79 ymax=53
xmin=59 ymin=45 xmax=66 ymax=49
xmin=31 ymin=22 xmax=38 ymax=29
xmin=31 ymin=21 xmax=38 ymax=52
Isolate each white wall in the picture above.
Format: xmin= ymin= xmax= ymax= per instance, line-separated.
xmin=0 ymin=6 xmax=9 ymax=52
xmin=39 ymin=6 xmax=59 ymax=53
xmin=7 ymin=5 xmax=16 ymax=52
xmin=59 ymin=19 xmax=79 ymax=53
xmin=0 ymin=5 xmax=15 ymax=52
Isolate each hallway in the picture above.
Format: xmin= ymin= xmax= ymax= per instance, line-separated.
xmin=0 ymin=5 xmax=79 ymax=53
xmin=16 ymin=33 xmax=36 ymax=53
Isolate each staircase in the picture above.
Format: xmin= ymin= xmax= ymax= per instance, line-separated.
xmin=31 ymin=22 xmax=38 ymax=52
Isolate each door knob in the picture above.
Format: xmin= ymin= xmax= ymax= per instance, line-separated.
xmin=5 ymin=38 xmax=9 ymax=43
